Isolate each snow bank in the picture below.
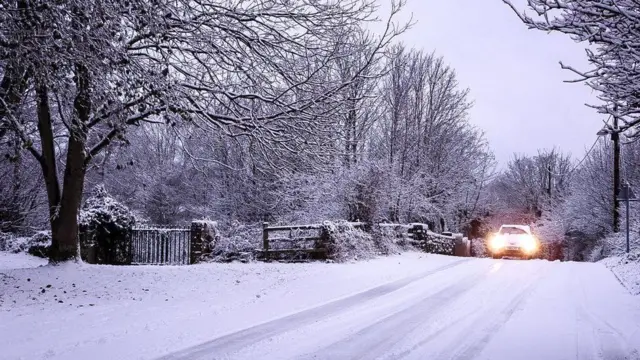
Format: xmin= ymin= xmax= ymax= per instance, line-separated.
xmin=600 ymin=253 xmax=640 ymax=295
xmin=0 ymin=251 xmax=456 ymax=360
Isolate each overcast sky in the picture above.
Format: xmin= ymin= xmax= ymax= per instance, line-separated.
xmin=389 ymin=0 xmax=604 ymax=167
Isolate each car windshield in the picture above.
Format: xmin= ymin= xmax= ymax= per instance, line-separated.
xmin=500 ymin=227 xmax=527 ymax=235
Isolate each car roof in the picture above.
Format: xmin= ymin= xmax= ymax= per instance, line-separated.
xmin=499 ymin=224 xmax=532 ymax=233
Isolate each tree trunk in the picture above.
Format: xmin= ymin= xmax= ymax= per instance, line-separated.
xmin=49 ymin=64 xmax=91 ymax=262
xmin=35 ymin=80 xmax=61 ymax=225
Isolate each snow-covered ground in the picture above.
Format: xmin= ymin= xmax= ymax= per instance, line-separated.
xmin=2 ymin=252 xmax=640 ymax=360
xmin=1 ymin=251 xmax=455 ymax=360
xmin=0 ymin=251 xmax=48 ymax=271
xmin=600 ymin=253 xmax=640 ymax=295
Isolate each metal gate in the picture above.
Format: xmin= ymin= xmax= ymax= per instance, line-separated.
xmin=130 ymin=228 xmax=191 ymax=265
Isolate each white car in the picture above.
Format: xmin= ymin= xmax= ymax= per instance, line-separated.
xmin=488 ymin=225 xmax=539 ymax=259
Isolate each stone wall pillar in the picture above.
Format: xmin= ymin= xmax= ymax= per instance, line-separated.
xmin=190 ymin=222 xmax=203 ymax=264
xmin=190 ymin=220 xmax=218 ymax=264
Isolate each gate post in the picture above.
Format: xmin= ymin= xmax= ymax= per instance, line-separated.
xmin=190 ymin=221 xmax=218 ymax=264
xmin=190 ymin=222 xmax=204 ymax=264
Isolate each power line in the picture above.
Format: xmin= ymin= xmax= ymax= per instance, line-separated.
xmin=544 ymin=136 xmax=600 ymax=178
xmin=567 ymin=136 xmax=600 ymax=176
xmin=560 ymin=115 xmax=614 ymax=177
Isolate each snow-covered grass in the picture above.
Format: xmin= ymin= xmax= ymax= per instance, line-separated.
xmin=600 ymin=252 xmax=640 ymax=295
xmin=0 ymin=251 xmax=48 ymax=271
xmin=0 ymin=250 xmax=457 ymax=360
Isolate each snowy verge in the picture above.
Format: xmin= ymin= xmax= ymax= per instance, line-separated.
xmin=0 ymin=251 xmax=459 ymax=360
xmin=0 ymin=251 xmax=48 ymax=270
xmin=600 ymin=253 xmax=640 ymax=295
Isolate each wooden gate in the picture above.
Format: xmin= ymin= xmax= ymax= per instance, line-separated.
xmin=130 ymin=227 xmax=191 ymax=265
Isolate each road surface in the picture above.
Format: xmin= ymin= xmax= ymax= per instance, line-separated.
xmin=159 ymin=258 xmax=640 ymax=360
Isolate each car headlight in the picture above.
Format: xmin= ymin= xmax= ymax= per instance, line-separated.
xmin=489 ymin=234 xmax=505 ymax=252
xmin=522 ymin=236 xmax=538 ymax=254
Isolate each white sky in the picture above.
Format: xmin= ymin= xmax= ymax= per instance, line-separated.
xmin=387 ymin=0 xmax=604 ymax=167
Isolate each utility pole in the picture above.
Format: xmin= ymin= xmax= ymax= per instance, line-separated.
xmin=597 ymin=109 xmax=623 ymax=234
xmin=547 ymin=165 xmax=552 ymax=196
xmin=613 ymin=115 xmax=621 ymax=233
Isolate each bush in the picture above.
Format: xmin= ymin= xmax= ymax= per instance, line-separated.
xmin=322 ymin=220 xmax=377 ymax=262
xmin=371 ymin=225 xmax=408 ymax=255
xmin=26 ymin=231 xmax=51 ymax=258
xmin=207 ymin=222 xmax=260 ymax=263
xmin=0 ymin=231 xmax=10 ymax=251
xmin=79 ymin=185 xmax=135 ymax=264
xmin=1 ymin=231 xmax=51 ymax=257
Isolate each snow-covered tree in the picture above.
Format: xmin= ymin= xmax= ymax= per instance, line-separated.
xmin=503 ymin=0 xmax=640 ymax=137
xmin=493 ymin=149 xmax=572 ymax=218
xmin=0 ymin=0 xmax=407 ymax=261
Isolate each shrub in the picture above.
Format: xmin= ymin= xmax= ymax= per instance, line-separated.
xmin=207 ymin=222 xmax=260 ymax=263
xmin=1 ymin=231 xmax=51 ymax=257
xmin=0 ymin=231 xmax=10 ymax=251
xmin=371 ymin=225 xmax=407 ymax=255
xmin=322 ymin=220 xmax=377 ymax=262
xmin=79 ymin=185 xmax=135 ymax=264
xmin=26 ymin=231 xmax=51 ymax=258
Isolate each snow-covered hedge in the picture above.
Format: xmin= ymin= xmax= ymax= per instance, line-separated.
xmin=26 ymin=231 xmax=51 ymax=258
xmin=321 ymin=221 xmax=378 ymax=262
xmin=207 ymin=222 xmax=260 ymax=263
xmin=585 ymin=231 xmax=640 ymax=262
xmin=371 ymin=225 xmax=409 ymax=255
xmin=1 ymin=231 xmax=51 ymax=258
xmin=0 ymin=231 xmax=9 ymax=251
xmin=79 ymin=185 xmax=135 ymax=233
xmin=78 ymin=185 xmax=135 ymax=264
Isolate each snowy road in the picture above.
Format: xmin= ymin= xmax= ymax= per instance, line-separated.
xmin=3 ymin=253 xmax=640 ymax=360
xmin=159 ymin=259 xmax=640 ymax=360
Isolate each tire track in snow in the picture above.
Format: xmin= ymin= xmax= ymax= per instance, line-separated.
xmin=297 ymin=262 xmax=500 ymax=360
xmin=446 ymin=262 xmax=548 ymax=360
xmin=156 ymin=258 xmax=470 ymax=360
xmin=384 ymin=260 xmax=547 ymax=360
xmin=575 ymin=273 xmax=640 ymax=360
xmin=578 ymin=308 xmax=640 ymax=360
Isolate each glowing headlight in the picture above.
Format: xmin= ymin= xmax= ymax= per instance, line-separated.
xmin=489 ymin=234 xmax=505 ymax=252
xmin=522 ymin=236 xmax=538 ymax=254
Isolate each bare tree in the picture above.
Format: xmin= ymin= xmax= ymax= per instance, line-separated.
xmin=0 ymin=0 xmax=407 ymax=261
xmin=493 ymin=149 xmax=572 ymax=219
xmin=361 ymin=46 xmax=493 ymax=229
xmin=503 ymin=0 xmax=640 ymax=137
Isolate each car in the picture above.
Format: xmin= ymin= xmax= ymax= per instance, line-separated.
xmin=488 ymin=224 xmax=539 ymax=259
